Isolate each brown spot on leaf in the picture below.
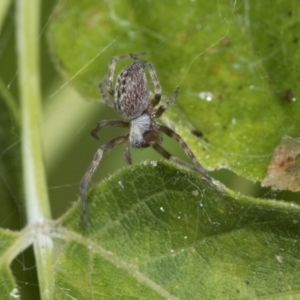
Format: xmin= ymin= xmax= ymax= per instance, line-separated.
xmin=191 ymin=129 xmax=203 ymax=138
xmin=283 ymin=89 xmax=296 ymax=102
xmin=262 ymin=136 xmax=300 ymax=191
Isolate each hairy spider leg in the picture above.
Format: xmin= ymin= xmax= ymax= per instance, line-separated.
xmin=91 ymin=119 xmax=129 ymax=140
xmin=107 ymin=54 xmax=135 ymax=95
xmin=154 ymin=87 xmax=180 ymax=118
xmin=124 ymin=145 xmax=132 ymax=165
xmin=80 ymin=135 xmax=129 ymax=226
xmin=157 ymin=124 xmax=211 ymax=181
xmin=99 ymin=54 xmax=138 ymax=107
xmin=107 ymin=52 xmax=147 ymax=95
xmin=99 ymin=80 xmax=115 ymax=108
xmin=143 ymin=62 xmax=162 ymax=107
xmin=150 ymin=142 xmax=206 ymax=175
xmin=90 ymin=119 xmax=132 ymax=164
xmin=129 ymin=52 xmax=147 ymax=60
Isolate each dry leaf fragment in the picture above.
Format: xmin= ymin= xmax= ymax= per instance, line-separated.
xmin=262 ymin=136 xmax=300 ymax=192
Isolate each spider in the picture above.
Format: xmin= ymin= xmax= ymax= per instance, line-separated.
xmin=80 ymin=53 xmax=210 ymax=226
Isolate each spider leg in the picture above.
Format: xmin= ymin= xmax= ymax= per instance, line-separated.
xmin=80 ymin=135 xmax=129 ymax=226
xmin=107 ymin=54 xmax=132 ymax=94
xmin=129 ymin=52 xmax=148 ymax=60
xmin=99 ymin=79 xmax=115 ymax=108
xmin=91 ymin=119 xmax=129 ymax=140
xmin=99 ymin=55 xmax=134 ymax=104
xmin=124 ymin=145 xmax=132 ymax=164
xmin=157 ymin=124 xmax=211 ymax=181
xmin=150 ymin=143 xmax=206 ymax=174
xmin=144 ymin=62 xmax=162 ymax=108
xmin=106 ymin=53 xmax=147 ymax=94
xmin=154 ymin=87 xmax=179 ymax=119
xmin=100 ymin=52 xmax=149 ymax=106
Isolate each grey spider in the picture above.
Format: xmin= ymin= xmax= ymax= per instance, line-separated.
xmin=80 ymin=53 xmax=210 ymax=226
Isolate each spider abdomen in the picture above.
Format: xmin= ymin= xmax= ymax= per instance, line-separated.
xmin=115 ymin=61 xmax=149 ymax=120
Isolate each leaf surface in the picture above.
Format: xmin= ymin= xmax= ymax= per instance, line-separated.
xmin=54 ymin=162 xmax=300 ymax=299
xmin=48 ymin=0 xmax=300 ymax=182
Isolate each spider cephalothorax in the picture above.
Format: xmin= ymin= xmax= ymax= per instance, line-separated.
xmin=80 ymin=53 xmax=210 ymax=225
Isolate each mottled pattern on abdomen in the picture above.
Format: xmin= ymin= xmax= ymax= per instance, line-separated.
xmin=115 ymin=62 xmax=149 ymax=120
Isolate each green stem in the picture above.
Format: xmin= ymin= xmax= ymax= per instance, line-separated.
xmin=16 ymin=1 xmax=53 ymax=299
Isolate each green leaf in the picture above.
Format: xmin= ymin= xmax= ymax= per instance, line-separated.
xmin=48 ymin=0 xmax=300 ymax=182
xmin=46 ymin=3 xmax=300 ymax=296
xmin=7 ymin=0 xmax=300 ymax=299
xmin=0 ymin=229 xmax=21 ymax=298
xmin=54 ymin=162 xmax=300 ymax=299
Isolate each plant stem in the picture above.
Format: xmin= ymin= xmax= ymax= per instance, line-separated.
xmin=16 ymin=1 xmax=53 ymax=299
